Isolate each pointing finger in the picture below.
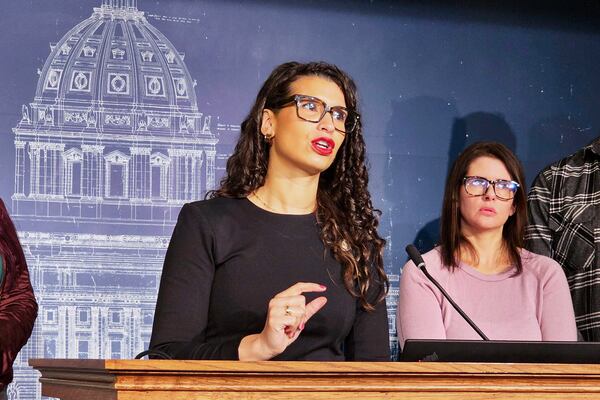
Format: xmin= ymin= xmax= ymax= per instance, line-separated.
xmin=304 ymin=296 xmax=328 ymax=321
xmin=275 ymin=282 xmax=327 ymax=298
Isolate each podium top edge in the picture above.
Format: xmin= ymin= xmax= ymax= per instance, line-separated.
xmin=28 ymin=358 xmax=600 ymax=375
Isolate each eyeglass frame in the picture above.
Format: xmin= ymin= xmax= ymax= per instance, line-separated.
xmin=462 ymin=175 xmax=520 ymax=200
xmin=272 ymin=94 xmax=360 ymax=134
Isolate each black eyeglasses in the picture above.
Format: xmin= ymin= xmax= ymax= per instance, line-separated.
xmin=463 ymin=176 xmax=520 ymax=200
xmin=277 ymin=94 xmax=359 ymax=134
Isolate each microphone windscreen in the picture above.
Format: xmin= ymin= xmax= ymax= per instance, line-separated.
xmin=405 ymin=244 xmax=424 ymax=267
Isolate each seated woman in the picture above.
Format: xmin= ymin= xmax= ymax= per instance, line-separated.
xmin=397 ymin=141 xmax=577 ymax=348
xmin=150 ymin=61 xmax=390 ymax=361
xmin=0 ymin=198 xmax=38 ymax=400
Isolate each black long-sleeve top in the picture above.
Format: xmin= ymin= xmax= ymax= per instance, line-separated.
xmin=149 ymin=197 xmax=390 ymax=361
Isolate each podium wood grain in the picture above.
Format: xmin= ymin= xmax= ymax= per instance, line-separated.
xmin=29 ymin=359 xmax=600 ymax=399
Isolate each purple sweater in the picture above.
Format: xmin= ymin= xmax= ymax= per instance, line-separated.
xmin=397 ymin=248 xmax=577 ymax=348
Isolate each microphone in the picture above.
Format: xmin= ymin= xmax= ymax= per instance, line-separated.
xmin=405 ymin=244 xmax=489 ymax=341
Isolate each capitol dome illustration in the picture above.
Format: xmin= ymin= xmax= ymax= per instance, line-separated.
xmin=9 ymin=2 xmax=224 ymax=398
xmin=14 ymin=0 xmax=217 ymax=220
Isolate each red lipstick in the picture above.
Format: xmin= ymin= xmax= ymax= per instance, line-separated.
xmin=311 ymin=137 xmax=335 ymax=156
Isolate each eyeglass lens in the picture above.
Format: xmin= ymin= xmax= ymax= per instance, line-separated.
xmin=464 ymin=177 xmax=518 ymax=200
xmin=295 ymin=96 xmax=354 ymax=133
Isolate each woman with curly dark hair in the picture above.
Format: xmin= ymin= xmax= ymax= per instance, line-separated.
xmin=150 ymin=61 xmax=390 ymax=361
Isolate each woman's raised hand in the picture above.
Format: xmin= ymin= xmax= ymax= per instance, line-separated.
xmin=238 ymin=282 xmax=327 ymax=361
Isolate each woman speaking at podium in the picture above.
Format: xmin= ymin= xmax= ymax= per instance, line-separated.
xmin=150 ymin=61 xmax=390 ymax=361
xmin=397 ymin=142 xmax=577 ymax=348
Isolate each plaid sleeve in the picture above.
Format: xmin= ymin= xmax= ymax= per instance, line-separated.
xmin=525 ymin=168 xmax=553 ymax=258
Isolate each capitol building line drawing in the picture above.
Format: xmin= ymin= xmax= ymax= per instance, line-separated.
xmin=6 ymin=1 xmax=399 ymax=398
xmin=9 ymin=1 xmax=224 ymax=398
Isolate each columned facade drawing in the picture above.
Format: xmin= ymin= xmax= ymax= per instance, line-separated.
xmin=9 ymin=1 xmax=223 ymax=398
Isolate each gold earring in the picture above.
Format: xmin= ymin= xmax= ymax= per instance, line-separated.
xmin=263 ymin=132 xmax=274 ymax=143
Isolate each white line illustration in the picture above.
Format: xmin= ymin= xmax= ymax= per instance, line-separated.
xmin=11 ymin=1 xmax=222 ymax=397
xmin=7 ymin=1 xmax=398 ymax=397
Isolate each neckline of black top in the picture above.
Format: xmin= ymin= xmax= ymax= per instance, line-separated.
xmin=242 ymin=197 xmax=317 ymax=219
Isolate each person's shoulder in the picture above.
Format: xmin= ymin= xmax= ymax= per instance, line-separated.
xmin=400 ymin=247 xmax=449 ymax=290
xmin=531 ymin=146 xmax=593 ymax=193
xmin=520 ymin=248 xmax=564 ymax=277
xmin=538 ymin=144 xmax=594 ymax=177
xmin=423 ymin=247 xmax=444 ymax=265
xmin=402 ymin=247 xmax=444 ymax=272
xmin=180 ymin=197 xmax=249 ymax=222
xmin=186 ymin=196 xmax=245 ymax=211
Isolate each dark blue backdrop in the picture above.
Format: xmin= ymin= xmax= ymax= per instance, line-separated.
xmin=0 ymin=1 xmax=599 ymax=397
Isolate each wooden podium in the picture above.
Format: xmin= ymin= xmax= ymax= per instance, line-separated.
xmin=29 ymin=359 xmax=600 ymax=399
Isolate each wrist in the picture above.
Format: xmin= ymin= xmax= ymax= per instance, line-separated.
xmin=238 ymin=333 xmax=278 ymax=361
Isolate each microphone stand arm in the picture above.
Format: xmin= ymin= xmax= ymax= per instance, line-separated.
xmin=419 ymin=265 xmax=490 ymax=341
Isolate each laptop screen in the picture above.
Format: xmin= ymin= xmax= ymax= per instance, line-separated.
xmin=401 ymin=339 xmax=600 ymax=363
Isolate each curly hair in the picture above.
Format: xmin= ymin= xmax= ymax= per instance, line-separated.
xmin=209 ymin=61 xmax=388 ymax=310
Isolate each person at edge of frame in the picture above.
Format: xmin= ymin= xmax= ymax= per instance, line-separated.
xmin=0 ymin=198 xmax=38 ymax=400
xmin=526 ymin=136 xmax=600 ymax=341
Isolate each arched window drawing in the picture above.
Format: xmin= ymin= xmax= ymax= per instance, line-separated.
xmin=29 ymin=142 xmax=65 ymax=198
xmin=110 ymin=338 xmax=122 ymax=359
xmin=81 ymin=145 xmax=104 ymax=199
xmin=63 ymin=148 xmax=83 ymax=197
xmin=77 ymin=338 xmax=90 ymax=359
xmin=104 ymin=150 xmax=130 ymax=199
xmin=129 ymin=147 xmax=151 ymax=201
xmin=204 ymin=150 xmax=216 ymax=193
xmin=15 ymin=141 xmax=26 ymax=196
xmin=167 ymin=149 xmax=201 ymax=202
xmin=199 ymin=150 xmax=206 ymax=194
xmin=150 ymin=152 xmax=169 ymax=200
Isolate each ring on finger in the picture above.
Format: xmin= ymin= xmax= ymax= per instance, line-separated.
xmin=284 ymin=305 xmax=292 ymax=316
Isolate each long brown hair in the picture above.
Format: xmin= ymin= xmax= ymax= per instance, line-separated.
xmin=439 ymin=141 xmax=527 ymax=273
xmin=209 ymin=61 xmax=388 ymax=310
